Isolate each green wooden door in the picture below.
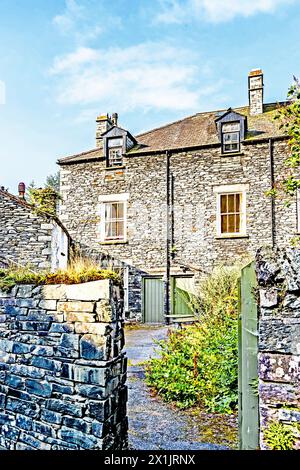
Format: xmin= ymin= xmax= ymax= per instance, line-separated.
xmin=238 ymin=261 xmax=259 ymax=450
xmin=143 ymin=277 xmax=164 ymax=323
xmin=172 ymin=277 xmax=194 ymax=316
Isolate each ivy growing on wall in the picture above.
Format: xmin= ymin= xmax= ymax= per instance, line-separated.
xmin=268 ymin=77 xmax=300 ymax=200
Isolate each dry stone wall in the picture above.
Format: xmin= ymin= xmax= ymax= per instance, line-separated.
xmin=256 ymin=247 xmax=300 ymax=450
xmin=0 ymin=279 xmax=127 ymax=450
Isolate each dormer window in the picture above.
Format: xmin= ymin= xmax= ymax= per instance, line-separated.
xmin=107 ymin=137 xmax=123 ymax=167
xmin=215 ymin=108 xmax=246 ymax=156
xmin=222 ymin=122 xmax=240 ymax=153
xmin=102 ymin=123 xmax=137 ymax=169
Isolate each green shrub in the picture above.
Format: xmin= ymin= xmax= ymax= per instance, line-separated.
xmin=0 ymin=257 xmax=119 ymax=292
xmin=264 ymin=421 xmax=295 ymax=450
xmin=146 ymin=266 xmax=240 ymax=413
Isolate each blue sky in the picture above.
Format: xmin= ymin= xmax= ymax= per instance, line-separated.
xmin=1 ymin=0 xmax=300 ymax=192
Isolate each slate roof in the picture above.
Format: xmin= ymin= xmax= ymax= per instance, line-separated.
xmin=58 ymin=102 xmax=288 ymax=164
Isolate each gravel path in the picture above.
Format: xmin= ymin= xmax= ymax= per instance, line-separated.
xmin=125 ymin=325 xmax=230 ymax=451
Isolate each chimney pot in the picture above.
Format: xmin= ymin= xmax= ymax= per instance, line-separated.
xmin=112 ymin=113 xmax=118 ymax=126
xmin=248 ymin=69 xmax=264 ymax=115
xmin=18 ymin=182 xmax=26 ymax=199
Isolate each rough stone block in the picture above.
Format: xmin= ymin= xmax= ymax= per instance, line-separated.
xmin=278 ymin=408 xmax=300 ymax=423
xmin=88 ymin=399 xmax=110 ymax=421
xmin=59 ymin=333 xmax=79 ymax=351
xmin=64 ymin=280 xmax=110 ymax=301
xmin=49 ymin=323 xmax=74 ymax=334
xmin=45 ymin=398 xmax=84 ymax=418
xmin=32 ymin=421 xmax=55 ymax=437
xmin=57 ymin=301 xmax=95 ymax=313
xmin=12 ymin=342 xmax=34 ymax=355
xmin=62 ymin=416 xmax=90 ymax=434
xmin=5 ymin=374 xmax=24 ymax=390
xmin=76 ymin=384 xmax=107 ymax=399
xmin=25 ymin=379 xmax=52 ymax=398
xmin=42 ymin=285 xmax=66 ymax=300
xmin=75 ymin=322 xmax=111 ymax=335
xmin=16 ymin=286 xmax=35 ymax=298
xmin=80 ymin=334 xmax=106 ymax=360
xmin=16 ymin=414 xmax=33 ymax=431
xmin=39 ymin=299 xmax=57 ymax=310
xmin=31 ymin=356 xmax=62 ymax=372
xmin=66 ymin=312 xmax=96 ymax=323
xmin=41 ymin=409 xmax=62 ymax=425
xmin=58 ymin=426 xmax=98 ymax=449
xmin=32 ymin=345 xmax=54 ymax=357
xmin=259 ymin=352 xmax=300 ymax=383
xmin=61 ymin=363 xmax=107 ymax=386
xmin=259 ymin=288 xmax=278 ymax=308
xmin=52 ymin=383 xmax=74 ymax=395
xmin=259 ymin=319 xmax=300 ymax=354
xmin=259 ymin=381 xmax=300 ymax=406
xmin=96 ymin=300 xmax=114 ymax=322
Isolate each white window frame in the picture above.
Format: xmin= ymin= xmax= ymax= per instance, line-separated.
xmin=99 ymin=193 xmax=129 ymax=243
xmin=214 ymin=184 xmax=248 ymax=237
xmin=107 ymin=137 xmax=124 ymax=167
xmin=221 ymin=122 xmax=240 ymax=154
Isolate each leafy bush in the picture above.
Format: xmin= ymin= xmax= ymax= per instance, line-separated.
xmin=146 ymin=266 xmax=240 ymax=413
xmin=264 ymin=421 xmax=295 ymax=450
xmin=0 ymin=257 xmax=119 ymax=292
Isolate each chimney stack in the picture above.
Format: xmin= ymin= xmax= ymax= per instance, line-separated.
xmin=18 ymin=182 xmax=26 ymax=200
xmin=248 ymin=69 xmax=264 ymax=115
xmin=95 ymin=114 xmax=113 ymax=148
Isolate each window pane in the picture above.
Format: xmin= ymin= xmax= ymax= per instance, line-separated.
xmin=108 ymin=147 xmax=123 ymax=166
xmin=231 ymin=132 xmax=239 ymax=142
xmin=221 ymin=194 xmax=227 ymax=213
xmin=235 ymin=194 xmax=240 ymax=212
xmin=235 ymin=213 xmax=240 ymax=232
xmin=116 ymin=221 xmax=124 ymax=238
xmin=222 ymin=122 xmax=240 ymax=132
xmin=117 ymin=203 xmax=124 ymax=218
xmin=108 ymin=138 xmax=123 ymax=148
xmin=221 ymin=215 xmax=227 ymax=233
xmin=227 ymin=194 xmax=235 ymax=213
xmin=227 ymin=214 xmax=235 ymax=233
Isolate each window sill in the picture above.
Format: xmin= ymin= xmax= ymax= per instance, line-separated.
xmin=105 ymin=165 xmax=126 ymax=171
xmin=215 ymin=234 xmax=249 ymax=239
xmin=220 ymin=152 xmax=244 ymax=157
xmin=99 ymin=240 xmax=128 ymax=245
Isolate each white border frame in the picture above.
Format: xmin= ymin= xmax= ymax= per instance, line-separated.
xmin=213 ymin=184 xmax=248 ymax=237
xmin=98 ymin=193 xmax=129 ymax=242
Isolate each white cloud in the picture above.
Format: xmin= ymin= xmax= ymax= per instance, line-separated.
xmin=53 ymin=0 xmax=122 ymax=43
xmin=50 ymin=42 xmax=226 ymax=113
xmin=155 ymin=0 xmax=295 ymax=24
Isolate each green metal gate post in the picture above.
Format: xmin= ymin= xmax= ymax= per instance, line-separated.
xmin=238 ymin=261 xmax=259 ymax=450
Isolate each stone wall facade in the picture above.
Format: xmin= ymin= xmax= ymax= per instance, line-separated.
xmin=59 ymin=138 xmax=296 ymax=320
xmin=0 ymin=279 xmax=127 ymax=450
xmin=256 ymin=247 xmax=300 ymax=450
xmin=0 ymin=190 xmax=69 ymax=271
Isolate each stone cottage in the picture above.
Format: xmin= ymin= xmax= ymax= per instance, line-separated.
xmin=0 ymin=186 xmax=69 ymax=271
xmin=58 ymin=69 xmax=296 ymax=322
